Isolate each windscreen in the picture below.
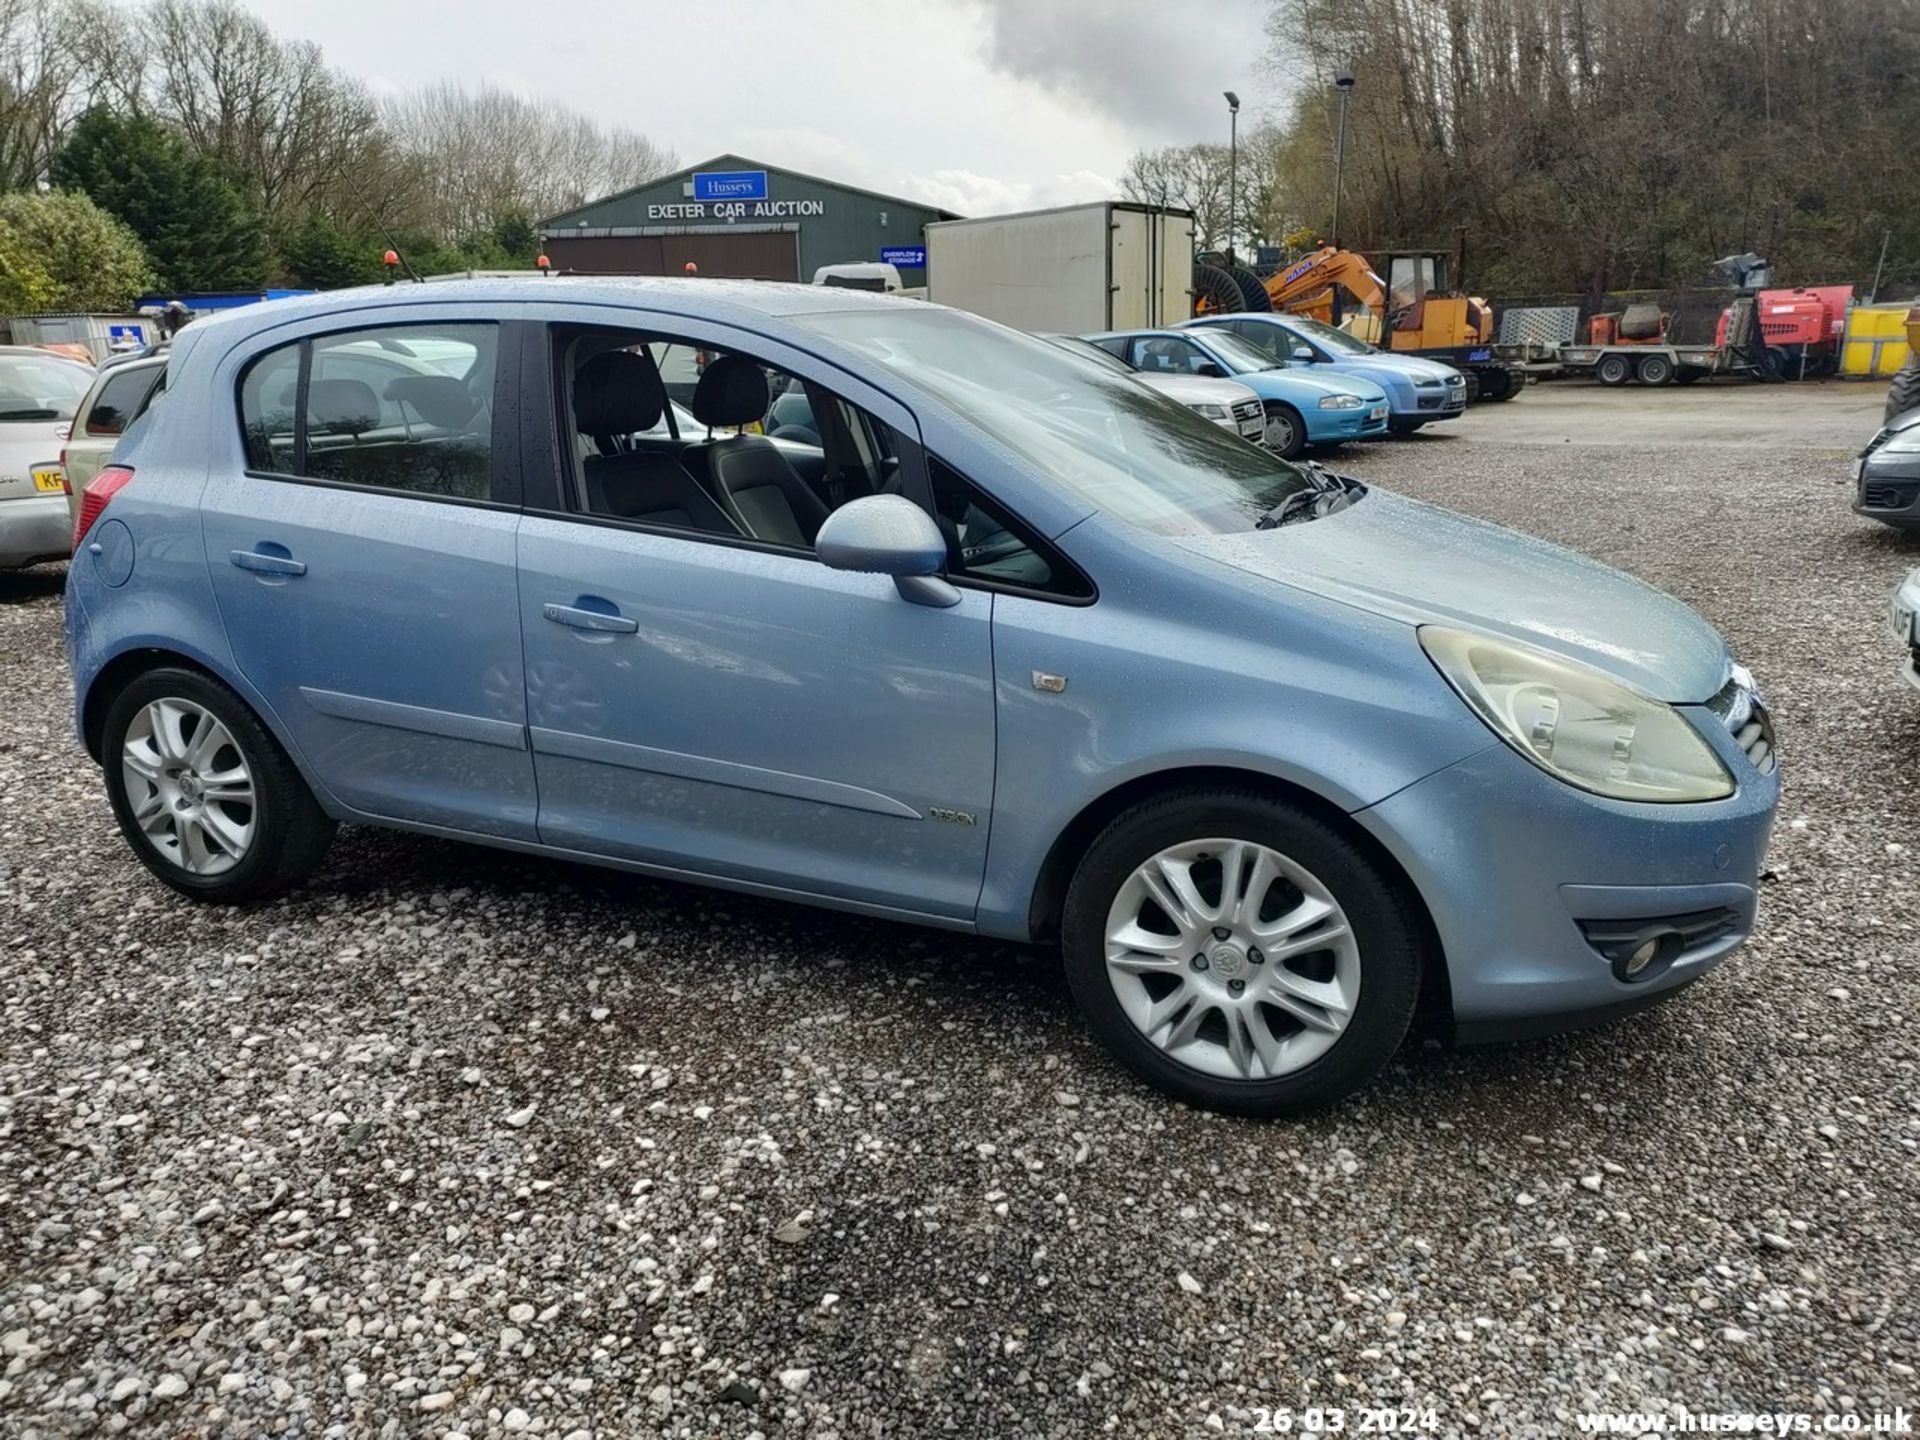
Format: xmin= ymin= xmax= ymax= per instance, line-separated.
xmin=800 ymin=307 xmax=1314 ymax=537
xmin=0 ymin=353 xmax=93 ymax=421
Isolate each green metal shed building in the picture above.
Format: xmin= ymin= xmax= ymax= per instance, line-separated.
xmin=537 ymin=153 xmax=958 ymax=287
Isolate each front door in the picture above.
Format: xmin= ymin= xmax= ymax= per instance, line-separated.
xmin=205 ymin=319 xmax=537 ymax=839
xmin=515 ymin=316 xmax=995 ymax=921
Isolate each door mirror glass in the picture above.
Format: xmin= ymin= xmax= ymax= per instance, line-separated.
xmin=816 ymin=494 xmax=957 ymax=606
xmin=1195 ymin=361 xmax=1225 ymax=378
xmin=1292 ymin=345 xmax=1316 ymax=362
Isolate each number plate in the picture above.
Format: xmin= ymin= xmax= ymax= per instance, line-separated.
xmin=1893 ymin=600 xmax=1916 ymax=644
xmin=1238 ymin=419 xmax=1264 ymax=439
xmin=31 ymin=466 xmax=64 ymax=493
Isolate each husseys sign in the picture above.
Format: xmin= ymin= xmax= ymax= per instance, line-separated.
xmin=647 ymin=169 xmax=826 ymax=221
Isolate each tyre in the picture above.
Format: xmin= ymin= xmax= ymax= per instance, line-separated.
xmin=1595 ymin=354 xmax=1632 ymax=387
xmin=1060 ymin=786 xmax=1426 ymax=1116
xmin=1887 ymin=358 xmax=1920 ymax=422
xmin=1634 ymin=354 xmax=1674 ymax=386
xmin=1261 ymin=402 xmax=1307 ymax=459
xmin=102 ymin=666 xmax=335 ymax=904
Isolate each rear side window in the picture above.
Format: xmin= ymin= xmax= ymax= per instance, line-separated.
xmin=238 ymin=324 xmax=498 ymax=501
xmin=85 ymin=364 xmax=164 ymax=437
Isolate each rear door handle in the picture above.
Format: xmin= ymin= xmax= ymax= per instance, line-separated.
xmin=230 ymin=548 xmax=306 ymax=576
xmin=543 ymin=602 xmax=638 ymax=634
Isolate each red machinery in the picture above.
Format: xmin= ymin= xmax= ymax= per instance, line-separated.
xmin=1715 ymin=284 xmax=1852 ymax=377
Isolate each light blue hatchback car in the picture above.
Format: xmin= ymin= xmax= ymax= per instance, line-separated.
xmin=1184 ymin=312 xmax=1469 ymax=436
xmin=65 ymin=279 xmax=1780 ymax=1115
xmin=1085 ymin=326 xmax=1390 ymax=458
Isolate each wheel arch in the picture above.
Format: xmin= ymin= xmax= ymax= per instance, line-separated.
xmin=1022 ymin=763 xmax=1452 ymax=1026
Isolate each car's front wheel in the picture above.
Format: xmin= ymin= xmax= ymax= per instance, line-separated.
xmin=1262 ymin=402 xmax=1307 ymax=459
xmin=1061 ymin=786 xmax=1424 ymax=1115
xmin=102 ymin=667 xmax=336 ymax=904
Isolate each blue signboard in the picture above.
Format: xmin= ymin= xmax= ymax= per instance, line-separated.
xmin=107 ymin=323 xmax=147 ymax=350
xmin=692 ymin=170 xmax=769 ymax=202
xmin=880 ymin=246 xmax=927 ymax=267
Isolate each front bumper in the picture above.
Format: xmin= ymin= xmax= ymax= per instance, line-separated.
xmin=1854 ymin=456 xmax=1920 ymax=529
xmin=1892 ymin=571 xmax=1920 ymax=690
xmin=1354 ymin=705 xmax=1780 ymax=1035
xmin=1306 ymin=404 xmax=1391 ymax=442
xmin=0 ymin=493 xmax=72 ymax=568
xmin=1405 ymin=383 xmax=1468 ymax=421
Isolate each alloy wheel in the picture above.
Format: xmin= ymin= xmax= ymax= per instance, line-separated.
xmin=121 ymin=697 xmax=257 ymax=875
xmin=1103 ymin=837 xmax=1360 ymax=1081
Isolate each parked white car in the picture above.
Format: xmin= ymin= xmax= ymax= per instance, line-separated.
xmin=1043 ymin=333 xmax=1268 ymax=444
xmin=0 ymin=346 xmax=95 ymax=569
xmin=1894 ymin=568 xmax=1920 ymax=689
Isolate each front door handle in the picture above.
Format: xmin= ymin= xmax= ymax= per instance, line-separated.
xmin=230 ymin=548 xmax=306 ymax=577
xmin=543 ymin=602 xmax=638 ymax=635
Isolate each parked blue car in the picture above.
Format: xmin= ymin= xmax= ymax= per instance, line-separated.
xmin=1185 ymin=312 xmax=1469 ymax=436
xmin=65 ymin=279 xmax=1779 ymax=1115
xmin=1086 ymin=326 xmax=1389 ymax=458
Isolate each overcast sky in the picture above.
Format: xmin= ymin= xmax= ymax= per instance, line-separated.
xmin=239 ymin=0 xmax=1279 ymax=214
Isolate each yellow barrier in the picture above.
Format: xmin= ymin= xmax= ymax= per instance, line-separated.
xmin=1841 ymin=303 xmax=1913 ymax=377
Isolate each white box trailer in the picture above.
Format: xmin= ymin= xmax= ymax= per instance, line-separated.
xmin=926 ymin=202 xmax=1193 ymax=333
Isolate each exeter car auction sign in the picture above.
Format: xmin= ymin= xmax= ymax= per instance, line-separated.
xmin=649 ymin=169 xmax=826 ymax=223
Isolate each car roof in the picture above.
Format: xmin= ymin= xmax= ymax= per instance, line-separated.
xmin=183 ymin=275 xmax=910 ymax=345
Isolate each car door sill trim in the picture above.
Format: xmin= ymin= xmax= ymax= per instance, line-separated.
xmin=299 ymin=687 xmax=528 ymax=750
xmin=527 ymin=726 xmax=920 ymax=820
xmin=326 ymin=806 xmax=976 ymax=933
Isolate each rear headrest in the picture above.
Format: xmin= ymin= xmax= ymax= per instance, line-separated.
xmin=690 ymin=354 xmax=770 ymax=429
xmin=387 ymin=375 xmax=482 ymax=430
xmin=307 ymin=378 xmax=380 ymax=435
xmin=573 ymin=350 xmax=665 ymax=436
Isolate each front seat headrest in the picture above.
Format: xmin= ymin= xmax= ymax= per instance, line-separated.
xmin=573 ymin=349 xmax=665 ymax=436
xmin=306 ymin=378 xmax=380 ymax=435
xmin=386 ymin=375 xmax=482 ymax=430
xmin=690 ymin=354 xmax=770 ymax=429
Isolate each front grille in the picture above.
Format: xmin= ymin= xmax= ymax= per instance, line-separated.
xmin=1230 ymin=399 xmax=1262 ymax=424
xmin=1862 ymin=481 xmax=1918 ymax=510
xmin=1707 ymin=676 xmax=1778 ymax=775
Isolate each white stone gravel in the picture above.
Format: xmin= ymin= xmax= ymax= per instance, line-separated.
xmin=2 ymin=415 xmax=1917 ymax=1436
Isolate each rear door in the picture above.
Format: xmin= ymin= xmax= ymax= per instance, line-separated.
xmin=202 ymin=316 xmax=537 ymax=839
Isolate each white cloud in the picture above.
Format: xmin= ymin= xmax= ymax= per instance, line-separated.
xmin=903 ymin=167 xmax=1116 ymax=217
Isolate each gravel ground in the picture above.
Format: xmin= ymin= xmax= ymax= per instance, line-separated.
xmin=3 ymin=421 xmax=1918 ymax=1438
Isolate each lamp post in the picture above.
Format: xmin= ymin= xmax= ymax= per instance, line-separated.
xmin=1223 ymin=91 xmax=1241 ymax=268
xmin=1331 ymin=69 xmax=1355 ymax=246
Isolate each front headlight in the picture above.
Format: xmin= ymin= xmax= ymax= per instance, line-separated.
xmin=1420 ymin=627 xmax=1734 ymax=802
xmin=1318 ymin=394 xmax=1365 ymax=410
xmin=1193 ymin=403 xmax=1230 ymax=419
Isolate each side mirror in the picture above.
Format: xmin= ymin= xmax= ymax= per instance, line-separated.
xmin=816 ymin=494 xmax=959 ymax=608
xmin=1292 ymin=345 xmax=1316 ymax=362
xmin=1195 ymin=361 xmax=1226 ymax=379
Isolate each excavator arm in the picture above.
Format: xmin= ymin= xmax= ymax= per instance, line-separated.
xmin=1263 ymin=246 xmax=1390 ymax=315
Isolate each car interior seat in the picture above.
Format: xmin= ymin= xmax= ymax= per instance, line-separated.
xmin=571 ymin=349 xmax=738 ymax=533
xmin=688 ymin=354 xmax=829 ymax=547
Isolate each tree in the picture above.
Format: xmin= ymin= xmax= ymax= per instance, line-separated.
xmin=50 ymin=104 xmax=271 ymax=290
xmin=1119 ymin=132 xmax=1279 ymax=257
xmin=381 ymin=81 xmax=676 ymax=240
xmin=0 ymin=188 xmax=153 ymax=310
xmin=276 ymin=213 xmax=384 ymax=289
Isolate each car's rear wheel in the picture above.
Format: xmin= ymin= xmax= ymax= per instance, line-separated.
xmin=1061 ymin=786 xmax=1424 ymax=1115
xmin=102 ymin=667 xmax=335 ymax=904
xmin=1262 ymin=402 xmax=1306 ymax=459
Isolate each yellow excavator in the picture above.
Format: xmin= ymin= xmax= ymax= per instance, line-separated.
xmin=1200 ymin=243 xmax=1521 ymax=401
xmin=1889 ymin=307 xmax=1920 ymax=420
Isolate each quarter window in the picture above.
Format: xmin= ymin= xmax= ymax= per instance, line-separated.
xmin=238 ymin=324 xmax=498 ymax=501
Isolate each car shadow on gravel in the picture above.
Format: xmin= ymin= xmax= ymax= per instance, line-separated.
xmin=0 ymin=564 xmax=65 ymax=604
